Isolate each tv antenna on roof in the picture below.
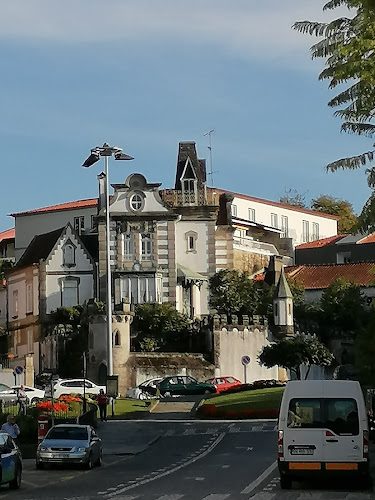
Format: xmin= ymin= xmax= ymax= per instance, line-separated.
xmin=204 ymin=129 xmax=218 ymax=187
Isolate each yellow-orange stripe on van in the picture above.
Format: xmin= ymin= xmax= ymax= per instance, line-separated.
xmin=289 ymin=463 xmax=321 ymax=470
xmin=325 ymin=463 xmax=358 ymax=470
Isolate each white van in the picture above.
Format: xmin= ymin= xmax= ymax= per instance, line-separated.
xmin=277 ymin=380 xmax=370 ymax=489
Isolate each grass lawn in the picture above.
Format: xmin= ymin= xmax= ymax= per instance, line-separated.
xmin=201 ymin=387 xmax=284 ymax=412
xmin=108 ymin=398 xmax=153 ymax=418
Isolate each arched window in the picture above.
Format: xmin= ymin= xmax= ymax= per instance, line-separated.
xmin=114 ymin=331 xmax=121 ymax=346
xmin=63 ymin=242 xmax=76 ymax=267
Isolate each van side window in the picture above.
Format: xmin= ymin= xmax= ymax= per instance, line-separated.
xmin=287 ymin=398 xmax=359 ymax=435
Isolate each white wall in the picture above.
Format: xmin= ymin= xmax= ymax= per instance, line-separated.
xmin=232 ymin=196 xmax=338 ymax=247
xmin=175 ymin=220 xmax=209 ymax=273
xmin=14 ymin=207 xmax=97 ymax=261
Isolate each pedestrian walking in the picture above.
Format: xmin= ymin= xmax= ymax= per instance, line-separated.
xmin=1 ymin=415 xmax=20 ymax=440
xmin=17 ymin=386 xmax=27 ymax=415
xmin=97 ymin=389 xmax=108 ymax=422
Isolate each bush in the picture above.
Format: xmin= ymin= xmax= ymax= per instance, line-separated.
xmin=217 ymin=380 xmax=285 ymax=396
xmin=0 ymin=413 xmax=38 ymax=444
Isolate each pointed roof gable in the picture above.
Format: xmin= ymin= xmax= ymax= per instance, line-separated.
xmin=174 ymin=142 xmax=206 ymax=190
xmin=17 ymin=227 xmax=65 ymax=267
xmin=275 ymin=268 xmax=293 ymax=299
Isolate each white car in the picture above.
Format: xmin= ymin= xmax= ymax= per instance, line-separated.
xmin=45 ymin=379 xmax=106 ymax=399
xmin=126 ymin=378 xmax=162 ymax=400
xmin=0 ymin=385 xmax=45 ymax=404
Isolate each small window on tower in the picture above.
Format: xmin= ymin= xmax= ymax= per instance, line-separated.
xmin=185 ymin=231 xmax=198 ymax=253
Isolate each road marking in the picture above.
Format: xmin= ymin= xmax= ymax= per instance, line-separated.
xmin=21 ymin=479 xmax=40 ymax=487
xmin=296 ymin=494 xmax=324 ymax=499
xmin=249 ymin=493 xmax=276 ymax=500
xmin=153 ymin=495 xmax=184 ymax=500
xmin=241 ymin=461 xmax=277 ymax=494
xmin=202 ymin=495 xmax=230 ymax=500
xmin=105 ymin=433 xmax=226 ymax=497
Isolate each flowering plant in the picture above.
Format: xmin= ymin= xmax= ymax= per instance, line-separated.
xmin=58 ymin=395 xmax=82 ymax=403
xmin=36 ymin=401 xmax=69 ymax=413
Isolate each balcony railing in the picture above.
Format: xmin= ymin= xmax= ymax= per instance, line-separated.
xmin=160 ymin=189 xmax=219 ymax=207
xmin=233 ymin=236 xmax=278 ymax=255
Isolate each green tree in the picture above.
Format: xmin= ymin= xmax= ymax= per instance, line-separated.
xmin=317 ymin=278 xmax=369 ymax=345
xmin=132 ymin=303 xmax=190 ymax=351
xmin=258 ymin=334 xmax=334 ymax=380
xmin=311 ymin=195 xmax=358 ymax=233
xmin=209 ymin=269 xmax=261 ymax=316
xmin=355 ymin=304 xmax=375 ymax=385
xmin=293 ymin=1 xmax=375 ymax=230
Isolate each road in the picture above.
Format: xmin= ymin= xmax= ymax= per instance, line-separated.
xmin=0 ymin=419 xmax=374 ymax=500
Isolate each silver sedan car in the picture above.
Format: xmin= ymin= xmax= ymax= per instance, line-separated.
xmin=36 ymin=424 xmax=102 ymax=469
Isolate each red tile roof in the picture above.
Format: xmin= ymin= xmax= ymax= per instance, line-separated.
xmin=9 ymin=198 xmax=98 ymax=217
xmin=286 ymin=262 xmax=375 ymax=289
xmin=357 ymin=233 xmax=375 ymax=244
xmin=296 ymin=235 xmax=346 ymax=250
xmin=0 ymin=228 xmax=14 ymax=242
xmin=209 ymin=187 xmax=340 ymax=220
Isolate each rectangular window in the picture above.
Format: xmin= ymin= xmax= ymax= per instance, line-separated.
xmin=12 ymin=290 xmax=18 ymax=318
xmin=141 ymin=233 xmax=152 ymax=260
xmin=271 ymin=213 xmax=278 ymax=228
xmin=26 ymin=284 xmax=33 ymax=314
xmin=123 ymin=234 xmax=134 ymax=260
xmin=231 ymin=204 xmax=238 ymax=217
xmin=302 ymin=220 xmax=309 ymax=243
xmin=62 ymin=281 xmax=78 ymax=307
xmin=312 ymin=222 xmax=319 ymax=240
xmin=189 ymin=236 xmax=195 ymax=250
xmin=248 ymin=208 xmax=255 ymax=222
xmin=27 ymin=330 xmax=33 ymax=352
xmin=91 ymin=215 xmax=96 ymax=230
xmin=281 ymin=215 xmax=288 ymax=238
xmin=121 ymin=276 xmax=156 ymax=304
xmin=287 ymin=398 xmax=359 ymax=436
xmin=74 ymin=216 xmax=85 ymax=234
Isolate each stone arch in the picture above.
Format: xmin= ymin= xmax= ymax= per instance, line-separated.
xmin=98 ymin=362 xmax=107 ymax=386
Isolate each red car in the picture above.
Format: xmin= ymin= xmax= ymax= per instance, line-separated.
xmin=206 ymin=376 xmax=242 ymax=393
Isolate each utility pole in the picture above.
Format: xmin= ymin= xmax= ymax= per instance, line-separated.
xmin=204 ymin=129 xmax=216 ymax=187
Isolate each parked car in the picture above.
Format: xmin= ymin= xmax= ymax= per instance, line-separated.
xmin=126 ymin=378 xmax=162 ymax=400
xmin=45 ymin=379 xmax=106 ymax=399
xmin=158 ymin=375 xmax=217 ymax=397
xmin=206 ymin=376 xmax=242 ymax=393
xmin=0 ymin=385 xmax=45 ymax=405
xmin=0 ymin=433 xmax=22 ymax=489
xmin=36 ymin=424 xmax=102 ymax=469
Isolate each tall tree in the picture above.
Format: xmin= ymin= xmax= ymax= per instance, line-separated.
xmin=293 ymin=1 xmax=375 ymax=230
xmin=311 ymin=194 xmax=358 ymax=233
xmin=279 ymin=188 xmax=307 ymax=208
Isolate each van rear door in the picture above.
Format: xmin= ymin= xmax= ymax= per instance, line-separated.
xmin=285 ymin=398 xmax=325 ymax=462
xmin=322 ymin=398 xmax=362 ymax=464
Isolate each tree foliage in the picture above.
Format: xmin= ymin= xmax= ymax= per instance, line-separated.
xmin=355 ymin=304 xmax=375 ymax=385
xmin=311 ymin=194 xmax=358 ymax=233
xmin=258 ymin=334 xmax=334 ymax=380
xmin=132 ymin=303 xmax=190 ymax=351
xmin=293 ymin=1 xmax=375 ymax=229
xmin=279 ymin=188 xmax=307 ymax=208
xmin=209 ymin=269 xmax=261 ymax=316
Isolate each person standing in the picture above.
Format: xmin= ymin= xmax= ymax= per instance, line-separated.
xmin=17 ymin=386 xmax=27 ymax=415
xmin=97 ymin=389 xmax=108 ymax=422
xmin=1 ymin=415 xmax=20 ymax=440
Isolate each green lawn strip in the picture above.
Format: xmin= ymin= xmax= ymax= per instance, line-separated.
xmin=202 ymin=387 xmax=284 ymax=412
xmin=109 ymin=398 xmax=153 ymax=417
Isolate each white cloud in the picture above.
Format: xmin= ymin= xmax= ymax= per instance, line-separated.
xmin=2 ymin=1 xmax=351 ymax=66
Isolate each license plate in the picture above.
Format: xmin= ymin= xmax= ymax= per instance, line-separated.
xmin=52 ymin=453 xmax=70 ymax=458
xmin=290 ymin=448 xmax=314 ymax=455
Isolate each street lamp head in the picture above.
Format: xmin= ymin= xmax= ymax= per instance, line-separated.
xmin=82 ymin=149 xmax=100 ymax=168
xmin=114 ymin=152 xmax=134 ymax=161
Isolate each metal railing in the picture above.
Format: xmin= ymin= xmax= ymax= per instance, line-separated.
xmin=233 ymin=236 xmax=278 ymax=255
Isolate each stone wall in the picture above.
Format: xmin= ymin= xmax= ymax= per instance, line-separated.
xmin=213 ymin=314 xmax=279 ymax=383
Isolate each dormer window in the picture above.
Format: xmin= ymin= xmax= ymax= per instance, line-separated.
xmin=62 ymin=240 xmax=76 ymax=267
xmin=130 ymin=192 xmax=144 ymax=212
xmin=181 ymin=157 xmax=198 ymax=205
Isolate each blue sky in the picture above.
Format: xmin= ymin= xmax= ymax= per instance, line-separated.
xmin=0 ymin=0 xmax=372 ymax=232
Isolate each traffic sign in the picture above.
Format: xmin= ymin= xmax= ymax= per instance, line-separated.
xmin=241 ymin=355 xmax=251 ymax=366
xmin=14 ymin=366 xmax=23 ymax=375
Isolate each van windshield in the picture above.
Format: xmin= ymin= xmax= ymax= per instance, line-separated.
xmin=287 ymin=398 xmax=359 ymax=435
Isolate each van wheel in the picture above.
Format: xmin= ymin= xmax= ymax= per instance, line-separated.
xmin=280 ymin=475 xmax=292 ymax=490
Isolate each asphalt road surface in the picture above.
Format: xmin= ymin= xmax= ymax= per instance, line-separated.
xmin=1 ymin=420 xmax=374 ymax=500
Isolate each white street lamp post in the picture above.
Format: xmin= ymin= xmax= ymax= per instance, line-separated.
xmin=82 ymin=143 xmax=133 ymax=376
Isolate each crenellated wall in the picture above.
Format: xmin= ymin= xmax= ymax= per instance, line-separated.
xmin=213 ymin=314 xmax=280 ymax=383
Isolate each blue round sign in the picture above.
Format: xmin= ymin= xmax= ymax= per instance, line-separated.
xmin=14 ymin=366 xmax=23 ymax=375
xmin=241 ymin=355 xmax=251 ymax=366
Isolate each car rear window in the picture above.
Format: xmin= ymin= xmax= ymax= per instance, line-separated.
xmin=46 ymin=427 xmax=88 ymax=440
xmin=287 ymin=398 xmax=359 ymax=435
